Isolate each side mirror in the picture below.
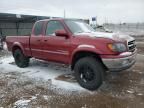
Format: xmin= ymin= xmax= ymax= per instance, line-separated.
xmin=55 ymin=30 xmax=68 ymax=38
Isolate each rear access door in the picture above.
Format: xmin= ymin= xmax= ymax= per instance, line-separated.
xmin=30 ymin=21 xmax=44 ymax=59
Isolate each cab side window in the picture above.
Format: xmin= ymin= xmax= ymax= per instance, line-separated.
xmin=46 ymin=21 xmax=64 ymax=36
xmin=33 ymin=21 xmax=43 ymax=36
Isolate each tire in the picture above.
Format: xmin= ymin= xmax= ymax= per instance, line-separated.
xmin=74 ymin=57 xmax=104 ymax=90
xmin=13 ymin=49 xmax=29 ymax=68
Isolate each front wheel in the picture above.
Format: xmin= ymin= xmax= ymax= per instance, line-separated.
xmin=74 ymin=57 xmax=104 ymax=90
xmin=13 ymin=49 xmax=29 ymax=68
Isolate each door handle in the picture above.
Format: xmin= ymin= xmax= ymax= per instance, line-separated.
xmin=44 ymin=40 xmax=47 ymax=42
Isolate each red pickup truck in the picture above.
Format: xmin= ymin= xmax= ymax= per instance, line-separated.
xmin=6 ymin=18 xmax=137 ymax=90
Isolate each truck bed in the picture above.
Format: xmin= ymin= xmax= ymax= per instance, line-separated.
xmin=6 ymin=36 xmax=31 ymax=56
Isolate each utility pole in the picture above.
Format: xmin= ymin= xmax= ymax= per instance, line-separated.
xmin=64 ymin=9 xmax=66 ymax=18
xmin=96 ymin=16 xmax=97 ymax=26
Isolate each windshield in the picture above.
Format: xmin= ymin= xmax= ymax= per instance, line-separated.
xmin=65 ymin=20 xmax=95 ymax=34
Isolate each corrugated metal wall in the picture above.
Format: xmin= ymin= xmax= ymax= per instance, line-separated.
xmin=0 ymin=22 xmax=33 ymax=36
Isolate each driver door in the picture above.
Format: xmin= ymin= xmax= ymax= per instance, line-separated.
xmin=42 ymin=20 xmax=70 ymax=64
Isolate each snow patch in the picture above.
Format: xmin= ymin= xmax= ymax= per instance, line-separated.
xmin=0 ymin=56 xmax=87 ymax=92
xmin=3 ymin=42 xmax=8 ymax=50
xmin=14 ymin=99 xmax=31 ymax=108
xmin=30 ymin=96 xmax=37 ymax=100
xmin=127 ymin=90 xmax=135 ymax=94
xmin=43 ymin=95 xmax=51 ymax=100
xmin=137 ymin=93 xmax=143 ymax=96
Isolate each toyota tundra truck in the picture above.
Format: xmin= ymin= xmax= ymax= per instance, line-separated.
xmin=6 ymin=18 xmax=137 ymax=90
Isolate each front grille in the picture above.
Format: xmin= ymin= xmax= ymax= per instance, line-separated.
xmin=128 ymin=40 xmax=136 ymax=52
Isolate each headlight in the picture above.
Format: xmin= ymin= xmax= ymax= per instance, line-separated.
xmin=108 ymin=43 xmax=127 ymax=53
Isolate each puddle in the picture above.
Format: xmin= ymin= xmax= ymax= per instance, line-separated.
xmin=55 ymin=73 xmax=76 ymax=83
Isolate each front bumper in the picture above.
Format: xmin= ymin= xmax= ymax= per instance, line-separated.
xmin=102 ymin=51 xmax=137 ymax=72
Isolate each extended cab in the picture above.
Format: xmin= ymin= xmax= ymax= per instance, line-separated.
xmin=6 ymin=19 xmax=137 ymax=90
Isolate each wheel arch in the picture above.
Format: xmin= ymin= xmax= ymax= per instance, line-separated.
xmin=12 ymin=42 xmax=25 ymax=56
xmin=71 ymin=50 xmax=107 ymax=71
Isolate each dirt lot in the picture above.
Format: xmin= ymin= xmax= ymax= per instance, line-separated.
xmin=0 ymin=37 xmax=144 ymax=108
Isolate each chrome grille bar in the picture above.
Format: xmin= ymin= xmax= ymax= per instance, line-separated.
xmin=128 ymin=40 xmax=136 ymax=52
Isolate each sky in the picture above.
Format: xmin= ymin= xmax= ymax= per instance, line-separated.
xmin=0 ymin=0 xmax=144 ymax=24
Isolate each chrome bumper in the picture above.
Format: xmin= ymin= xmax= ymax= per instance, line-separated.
xmin=102 ymin=51 xmax=137 ymax=72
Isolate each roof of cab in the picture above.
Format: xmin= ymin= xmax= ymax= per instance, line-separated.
xmin=36 ymin=18 xmax=83 ymax=22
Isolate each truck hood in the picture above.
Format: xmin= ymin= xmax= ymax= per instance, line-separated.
xmin=75 ymin=32 xmax=134 ymax=42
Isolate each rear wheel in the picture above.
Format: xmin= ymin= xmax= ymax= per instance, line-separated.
xmin=74 ymin=57 xmax=104 ymax=90
xmin=13 ymin=49 xmax=29 ymax=68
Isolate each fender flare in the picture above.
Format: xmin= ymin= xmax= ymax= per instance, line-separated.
xmin=70 ymin=45 xmax=103 ymax=64
xmin=12 ymin=42 xmax=26 ymax=56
